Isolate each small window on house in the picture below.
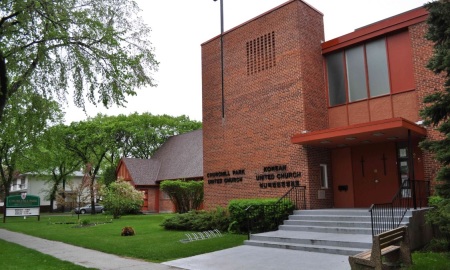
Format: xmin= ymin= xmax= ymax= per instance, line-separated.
xmin=320 ymin=164 xmax=328 ymax=189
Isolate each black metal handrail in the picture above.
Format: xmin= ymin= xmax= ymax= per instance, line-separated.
xmin=245 ymin=185 xmax=306 ymax=239
xmin=369 ymin=179 xmax=430 ymax=236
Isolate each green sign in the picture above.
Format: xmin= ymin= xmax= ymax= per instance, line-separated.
xmin=6 ymin=195 xmax=40 ymax=208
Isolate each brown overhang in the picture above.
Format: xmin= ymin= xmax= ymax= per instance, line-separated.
xmin=291 ymin=118 xmax=427 ymax=148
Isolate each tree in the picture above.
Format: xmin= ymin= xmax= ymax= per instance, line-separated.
xmin=0 ymin=91 xmax=61 ymax=198
xmin=160 ymin=180 xmax=204 ymax=214
xmin=114 ymin=113 xmax=202 ymax=159
xmin=26 ymin=124 xmax=82 ymax=212
xmin=100 ymin=178 xmax=144 ymax=219
xmin=0 ymin=0 xmax=158 ymax=122
xmin=63 ymin=115 xmax=117 ymax=214
xmin=421 ymin=0 xmax=450 ymax=245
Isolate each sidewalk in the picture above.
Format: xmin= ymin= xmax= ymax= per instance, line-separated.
xmin=0 ymin=228 xmax=180 ymax=270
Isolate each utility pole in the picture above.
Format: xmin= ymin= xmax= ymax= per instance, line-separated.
xmin=214 ymin=0 xmax=225 ymax=119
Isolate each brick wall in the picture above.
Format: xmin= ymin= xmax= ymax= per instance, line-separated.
xmin=410 ymin=21 xmax=446 ymax=192
xmin=202 ymin=1 xmax=330 ymax=209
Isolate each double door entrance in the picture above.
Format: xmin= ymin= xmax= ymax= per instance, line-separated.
xmin=332 ymin=141 xmax=423 ymax=208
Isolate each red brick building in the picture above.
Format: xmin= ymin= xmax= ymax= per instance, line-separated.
xmin=202 ymin=1 xmax=443 ymax=209
xmin=116 ymin=129 xmax=203 ymax=213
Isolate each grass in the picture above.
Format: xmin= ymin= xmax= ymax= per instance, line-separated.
xmin=406 ymin=252 xmax=450 ymax=270
xmin=0 ymin=238 xmax=95 ymax=270
xmin=0 ymin=213 xmax=246 ymax=263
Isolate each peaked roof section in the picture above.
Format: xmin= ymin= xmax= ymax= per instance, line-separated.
xmin=152 ymin=129 xmax=203 ymax=181
xmin=120 ymin=158 xmax=161 ymax=185
xmin=118 ymin=129 xmax=203 ymax=185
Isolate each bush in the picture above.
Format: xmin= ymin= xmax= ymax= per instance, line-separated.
xmin=161 ymin=207 xmax=230 ymax=232
xmin=160 ymin=180 xmax=203 ymax=213
xmin=121 ymin=226 xmax=135 ymax=236
xmin=228 ymin=198 xmax=295 ymax=233
xmin=101 ymin=179 xmax=144 ymax=219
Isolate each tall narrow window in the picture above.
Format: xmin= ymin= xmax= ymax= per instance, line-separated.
xmin=326 ymin=52 xmax=346 ymax=106
xmin=366 ymin=38 xmax=390 ymax=97
xmin=346 ymin=45 xmax=367 ymax=102
xmin=320 ymin=164 xmax=329 ymax=189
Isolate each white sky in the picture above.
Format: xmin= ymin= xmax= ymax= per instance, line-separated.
xmin=63 ymin=0 xmax=430 ymax=124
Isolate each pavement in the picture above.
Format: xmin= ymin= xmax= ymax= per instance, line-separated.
xmin=0 ymin=228 xmax=351 ymax=270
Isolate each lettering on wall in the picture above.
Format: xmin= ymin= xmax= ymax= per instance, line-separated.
xmin=256 ymin=165 xmax=301 ymax=189
xmin=206 ymin=164 xmax=302 ymax=188
xmin=206 ymin=169 xmax=245 ymax=185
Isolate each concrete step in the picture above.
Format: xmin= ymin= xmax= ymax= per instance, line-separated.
xmin=284 ymin=219 xmax=373 ymax=228
xmin=279 ymin=224 xmax=373 ymax=235
xmin=293 ymin=209 xmax=370 ymax=216
xmin=244 ymin=208 xmax=412 ymax=256
xmin=249 ymin=232 xmax=371 ymax=249
xmin=290 ymin=214 xmax=412 ymax=222
xmin=244 ymin=239 xmax=366 ymax=256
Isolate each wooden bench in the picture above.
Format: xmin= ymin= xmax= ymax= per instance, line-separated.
xmin=349 ymin=226 xmax=412 ymax=270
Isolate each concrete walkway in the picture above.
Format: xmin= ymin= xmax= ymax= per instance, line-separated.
xmin=0 ymin=228 xmax=351 ymax=270
xmin=164 ymin=245 xmax=350 ymax=270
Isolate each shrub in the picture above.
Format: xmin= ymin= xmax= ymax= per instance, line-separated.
xmin=101 ymin=179 xmax=144 ymax=219
xmin=228 ymin=198 xmax=295 ymax=233
xmin=161 ymin=207 xmax=230 ymax=231
xmin=121 ymin=226 xmax=135 ymax=236
xmin=160 ymin=180 xmax=203 ymax=213
xmin=426 ymin=195 xmax=450 ymax=251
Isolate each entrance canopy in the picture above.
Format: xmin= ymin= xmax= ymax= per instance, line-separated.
xmin=291 ymin=118 xmax=427 ymax=148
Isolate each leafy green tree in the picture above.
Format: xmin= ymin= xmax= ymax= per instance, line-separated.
xmin=114 ymin=113 xmax=202 ymax=159
xmin=101 ymin=178 xmax=144 ymax=219
xmin=0 ymin=0 xmax=158 ymax=122
xmin=160 ymin=180 xmax=204 ymax=214
xmin=421 ymin=0 xmax=450 ymax=246
xmin=0 ymin=91 xmax=61 ymax=198
xmin=25 ymin=124 xmax=82 ymax=212
xmin=63 ymin=115 xmax=117 ymax=214
xmin=100 ymin=165 xmax=117 ymax=187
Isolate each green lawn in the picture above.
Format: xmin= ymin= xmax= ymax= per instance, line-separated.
xmin=0 ymin=214 xmax=246 ymax=263
xmin=407 ymin=252 xmax=450 ymax=270
xmin=0 ymin=238 xmax=96 ymax=270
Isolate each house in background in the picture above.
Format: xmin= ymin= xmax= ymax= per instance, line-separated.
xmin=116 ymin=129 xmax=203 ymax=213
xmin=5 ymin=171 xmax=86 ymax=212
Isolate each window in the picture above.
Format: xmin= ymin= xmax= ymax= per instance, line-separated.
xmin=366 ymin=38 xmax=390 ymax=97
xmin=346 ymin=45 xmax=368 ymax=102
xmin=325 ymin=31 xmax=413 ymax=107
xmin=326 ymin=52 xmax=346 ymax=106
xmin=320 ymin=164 xmax=328 ymax=189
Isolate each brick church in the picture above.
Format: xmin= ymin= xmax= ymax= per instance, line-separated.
xmin=201 ymin=1 xmax=443 ymax=209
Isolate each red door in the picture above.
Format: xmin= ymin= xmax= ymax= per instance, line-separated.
xmin=352 ymin=142 xmax=399 ymax=207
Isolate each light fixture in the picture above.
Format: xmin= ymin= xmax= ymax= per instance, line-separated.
xmin=345 ymin=137 xmax=356 ymax=141
xmin=387 ymin=136 xmax=398 ymax=140
xmin=320 ymin=140 xmax=331 ymax=144
xmin=337 ymin=144 xmax=348 ymax=147
xmin=361 ymin=140 xmax=371 ymax=144
xmin=373 ymin=132 xmax=384 ymax=137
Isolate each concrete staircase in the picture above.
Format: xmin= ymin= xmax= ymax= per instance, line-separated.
xmin=244 ymin=208 xmax=412 ymax=256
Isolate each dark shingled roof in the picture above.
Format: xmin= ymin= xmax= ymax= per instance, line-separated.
xmin=120 ymin=158 xmax=161 ymax=185
xmin=152 ymin=129 xmax=203 ymax=181
xmin=119 ymin=129 xmax=203 ymax=185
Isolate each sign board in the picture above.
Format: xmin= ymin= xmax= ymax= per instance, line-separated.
xmin=3 ymin=194 xmax=40 ymax=222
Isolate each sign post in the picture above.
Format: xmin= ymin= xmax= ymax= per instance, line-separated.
xmin=3 ymin=193 xmax=40 ymax=223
